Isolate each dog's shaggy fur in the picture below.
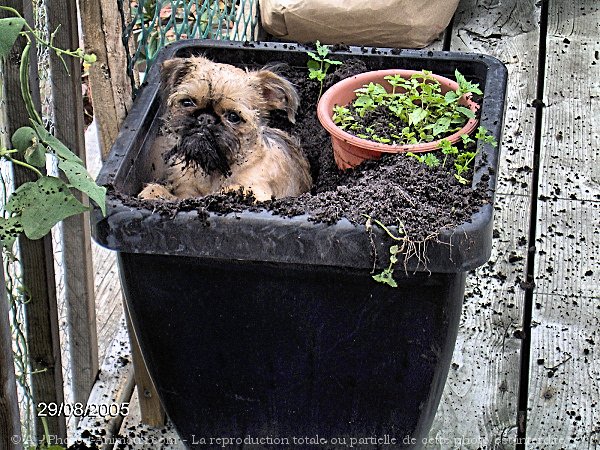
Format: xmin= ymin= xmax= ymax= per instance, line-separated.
xmin=139 ymin=56 xmax=312 ymax=202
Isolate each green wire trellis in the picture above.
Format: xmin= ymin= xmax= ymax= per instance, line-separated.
xmin=120 ymin=0 xmax=258 ymax=80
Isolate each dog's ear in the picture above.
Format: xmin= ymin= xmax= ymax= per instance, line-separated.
xmin=160 ymin=58 xmax=195 ymax=94
xmin=251 ymin=70 xmax=299 ymax=123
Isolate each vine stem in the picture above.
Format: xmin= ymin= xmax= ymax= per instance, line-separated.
xmin=7 ymin=156 xmax=43 ymax=178
xmin=1 ymin=6 xmax=80 ymax=55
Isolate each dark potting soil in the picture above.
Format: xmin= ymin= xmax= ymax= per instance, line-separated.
xmin=113 ymin=59 xmax=492 ymax=244
xmin=342 ymin=104 xmax=410 ymax=145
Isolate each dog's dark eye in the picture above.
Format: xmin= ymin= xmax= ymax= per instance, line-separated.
xmin=225 ymin=111 xmax=241 ymax=124
xmin=179 ymin=98 xmax=196 ymax=108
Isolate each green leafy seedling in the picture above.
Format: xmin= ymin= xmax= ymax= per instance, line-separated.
xmin=451 ymin=126 xmax=497 ymax=184
xmin=372 ymin=245 xmax=399 ymax=288
xmin=307 ymin=40 xmax=342 ymax=99
xmin=455 ymin=69 xmax=483 ymax=96
xmin=475 ymin=126 xmax=498 ymax=147
xmin=332 ymin=105 xmax=355 ymax=130
xmin=454 ymin=151 xmax=477 ymax=184
xmin=439 ymin=138 xmax=458 ymax=168
xmin=406 ymin=152 xmax=440 ymax=168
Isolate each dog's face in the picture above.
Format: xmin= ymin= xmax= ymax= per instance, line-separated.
xmin=159 ymin=56 xmax=299 ymax=177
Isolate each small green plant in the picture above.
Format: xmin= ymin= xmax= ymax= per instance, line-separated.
xmin=332 ymin=70 xmax=481 ymax=146
xmin=306 ymin=40 xmax=342 ymax=100
xmin=439 ymin=138 xmax=458 ymax=167
xmin=332 ymin=105 xmax=355 ymax=130
xmin=475 ymin=125 xmax=498 ymax=147
xmin=406 ymin=152 xmax=440 ymax=168
xmin=364 ymin=215 xmax=436 ymax=288
xmin=372 ymin=243 xmax=400 ymax=287
xmin=406 ymin=126 xmax=497 ymax=185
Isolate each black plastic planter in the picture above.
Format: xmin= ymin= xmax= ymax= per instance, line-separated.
xmin=92 ymin=40 xmax=507 ymax=449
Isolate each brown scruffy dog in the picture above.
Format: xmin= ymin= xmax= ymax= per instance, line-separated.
xmin=138 ymin=56 xmax=312 ymax=202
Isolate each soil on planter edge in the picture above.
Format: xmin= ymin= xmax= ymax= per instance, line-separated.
xmin=111 ymin=58 xmax=492 ymax=255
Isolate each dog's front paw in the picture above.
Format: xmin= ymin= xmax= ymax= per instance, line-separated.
xmin=139 ymin=183 xmax=177 ymax=201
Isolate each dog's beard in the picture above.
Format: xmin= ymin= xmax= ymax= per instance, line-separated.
xmin=163 ymin=113 xmax=239 ymax=177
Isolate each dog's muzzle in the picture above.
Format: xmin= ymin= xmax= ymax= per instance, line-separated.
xmin=165 ymin=111 xmax=239 ymax=177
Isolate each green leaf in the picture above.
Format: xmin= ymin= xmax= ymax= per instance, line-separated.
xmin=455 ymin=106 xmax=475 ymax=119
xmin=31 ymin=122 xmax=84 ymax=164
xmin=5 ymin=176 xmax=88 ymax=240
xmin=11 ymin=126 xmax=37 ymax=152
xmin=0 ymin=217 xmax=23 ymax=249
xmin=454 ymin=173 xmax=469 ymax=184
xmin=316 ymin=42 xmax=328 ymax=58
xmin=461 ymin=134 xmax=475 ymax=146
xmin=58 ymin=159 xmax=107 ymax=215
xmin=0 ymin=17 xmax=26 ymax=59
xmin=423 ymin=153 xmax=441 ymax=168
xmin=408 ymin=107 xmax=427 ymax=125
xmin=83 ymin=53 xmax=97 ymax=63
xmin=432 ymin=116 xmax=451 ymax=136
xmin=306 ymin=51 xmax=318 ymax=61
xmin=307 ymin=59 xmax=320 ymax=71
xmin=455 ymin=69 xmax=483 ymax=95
xmin=444 ymin=91 xmax=459 ymax=104
xmin=372 ymin=269 xmax=398 ymax=288
xmin=323 ymin=58 xmax=342 ymax=65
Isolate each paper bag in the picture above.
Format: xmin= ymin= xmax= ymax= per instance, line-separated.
xmin=259 ymin=0 xmax=460 ymax=48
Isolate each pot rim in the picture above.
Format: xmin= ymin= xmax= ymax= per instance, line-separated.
xmin=317 ymin=69 xmax=480 ymax=154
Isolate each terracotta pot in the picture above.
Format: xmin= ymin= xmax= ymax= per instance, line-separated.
xmin=317 ymin=69 xmax=480 ymax=170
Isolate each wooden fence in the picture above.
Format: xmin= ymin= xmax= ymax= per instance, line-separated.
xmin=0 ymin=0 xmax=134 ymax=445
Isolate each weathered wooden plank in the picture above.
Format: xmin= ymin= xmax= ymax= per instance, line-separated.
xmin=537 ymin=1 xmax=599 ymax=202
xmin=0 ymin=0 xmax=66 ymax=441
xmin=79 ymin=0 xmax=133 ymax=158
xmin=426 ymin=0 xmax=541 ymax=447
xmin=426 ymin=194 xmax=529 ymax=449
xmin=85 ymin=116 xmax=158 ymax=432
xmin=0 ymin=256 xmax=22 ymax=449
xmin=527 ymin=293 xmax=600 ymax=448
xmin=46 ymin=0 xmax=99 ymax=409
xmin=79 ymin=3 xmax=159 ymax=426
xmin=526 ymin=1 xmax=600 ymax=445
xmin=528 ymin=198 xmax=600 ymax=448
xmin=73 ymin=317 xmax=135 ymax=450
xmin=85 ymin=118 xmax=125 ymax=364
xmin=92 ymin=244 xmax=124 ymax=362
xmin=534 ymin=199 xmax=599 ymax=298
xmin=78 ymin=6 xmax=160 ymax=424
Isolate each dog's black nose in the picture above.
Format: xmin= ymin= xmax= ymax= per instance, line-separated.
xmin=196 ymin=111 xmax=219 ymax=126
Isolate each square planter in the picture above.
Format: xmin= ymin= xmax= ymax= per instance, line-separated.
xmin=92 ymin=40 xmax=507 ymax=448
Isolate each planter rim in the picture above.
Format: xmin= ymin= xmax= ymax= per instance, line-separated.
xmin=317 ymin=69 xmax=480 ymax=155
xmin=92 ymin=39 xmax=508 ymax=274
